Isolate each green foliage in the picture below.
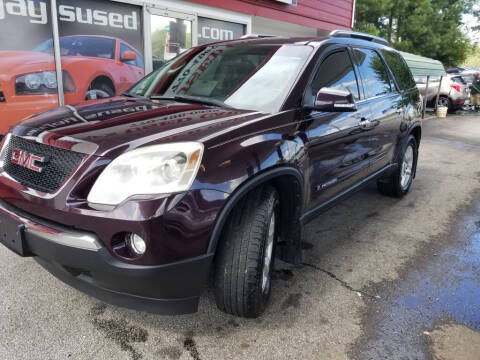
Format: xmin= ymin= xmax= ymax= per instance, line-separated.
xmin=152 ymin=29 xmax=167 ymax=59
xmin=354 ymin=0 xmax=477 ymax=66
xmin=464 ymin=44 xmax=480 ymax=67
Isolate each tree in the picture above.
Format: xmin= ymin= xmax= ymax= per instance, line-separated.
xmin=354 ymin=0 xmax=477 ymax=66
xmin=464 ymin=44 xmax=480 ymax=67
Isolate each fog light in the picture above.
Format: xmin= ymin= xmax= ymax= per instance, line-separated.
xmin=126 ymin=233 xmax=146 ymax=255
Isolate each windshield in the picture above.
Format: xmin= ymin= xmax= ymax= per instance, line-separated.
xmin=128 ymin=44 xmax=312 ymax=113
xmin=34 ymin=36 xmax=116 ymax=59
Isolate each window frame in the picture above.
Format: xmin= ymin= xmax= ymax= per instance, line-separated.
xmin=302 ymin=45 xmax=363 ymax=109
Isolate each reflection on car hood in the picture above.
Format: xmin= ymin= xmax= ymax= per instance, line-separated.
xmin=11 ymin=97 xmax=267 ymax=157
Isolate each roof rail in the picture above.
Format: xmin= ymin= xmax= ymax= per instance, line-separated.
xmin=329 ymin=30 xmax=390 ymax=46
xmin=240 ymin=34 xmax=279 ymax=39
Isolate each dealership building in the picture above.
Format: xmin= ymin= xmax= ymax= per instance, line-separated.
xmin=0 ymin=0 xmax=354 ymax=129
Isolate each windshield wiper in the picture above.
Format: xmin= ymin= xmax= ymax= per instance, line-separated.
xmin=150 ymin=94 xmax=233 ymax=109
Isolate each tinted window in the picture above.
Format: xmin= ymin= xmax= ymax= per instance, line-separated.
xmin=353 ymin=48 xmax=392 ymax=98
xmin=34 ymin=36 xmax=115 ymax=59
xmin=381 ymin=50 xmax=416 ymax=90
xmin=451 ymin=76 xmax=467 ymax=85
xmin=311 ymin=50 xmax=360 ymax=100
xmin=129 ymin=44 xmax=313 ymax=113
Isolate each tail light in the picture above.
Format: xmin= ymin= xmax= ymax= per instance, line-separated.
xmin=451 ymin=84 xmax=461 ymax=93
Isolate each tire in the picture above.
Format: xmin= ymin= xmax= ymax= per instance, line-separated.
xmin=438 ymin=96 xmax=452 ymax=113
xmin=377 ymin=135 xmax=418 ymax=198
xmin=86 ymin=82 xmax=115 ymax=100
xmin=214 ymin=185 xmax=279 ymax=318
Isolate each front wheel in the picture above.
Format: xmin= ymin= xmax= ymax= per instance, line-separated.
xmin=214 ymin=185 xmax=279 ymax=318
xmin=86 ymin=82 xmax=114 ymax=100
xmin=377 ymin=135 xmax=418 ymax=198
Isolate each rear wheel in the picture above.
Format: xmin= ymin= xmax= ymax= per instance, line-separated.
xmin=214 ymin=185 xmax=279 ymax=318
xmin=377 ymin=135 xmax=418 ymax=198
xmin=438 ymin=96 xmax=452 ymax=112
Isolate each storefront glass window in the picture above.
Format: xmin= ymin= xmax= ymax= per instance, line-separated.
xmin=151 ymin=15 xmax=192 ymax=71
xmin=57 ymin=0 xmax=145 ymax=102
xmin=0 ymin=0 xmax=57 ymax=134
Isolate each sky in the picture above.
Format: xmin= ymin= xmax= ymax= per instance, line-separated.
xmin=463 ymin=9 xmax=479 ymax=44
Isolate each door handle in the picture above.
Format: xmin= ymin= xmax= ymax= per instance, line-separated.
xmin=359 ymin=118 xmax=370 ymax=126
xmin=359 ymin=118 xmax=380 ymax=130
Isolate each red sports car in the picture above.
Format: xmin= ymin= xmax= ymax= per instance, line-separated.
xmin=0 ymin=35 xmax=144 ymax=134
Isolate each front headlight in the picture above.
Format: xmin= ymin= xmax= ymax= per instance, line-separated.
xmin=87 ymin=142 xmax=204 ymax=206
xmin=15 ymin=71 xmax=75 ymax=95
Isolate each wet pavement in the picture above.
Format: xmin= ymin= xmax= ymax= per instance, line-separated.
xmin=352 ymin=200 xmax=480 ymax=359
xmin=1 ymin=114 xmax=480 ymax=360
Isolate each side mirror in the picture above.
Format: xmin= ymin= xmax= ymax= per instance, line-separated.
xmin=121 ymin=51 xmax=137 ymax=62
xmin=312 ymin=88 xmax=357 ymax=112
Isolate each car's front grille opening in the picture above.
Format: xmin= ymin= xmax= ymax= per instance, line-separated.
xmin=1 ymin=136 xmax=85 ymax=193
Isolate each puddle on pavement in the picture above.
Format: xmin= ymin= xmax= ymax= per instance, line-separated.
xmin=352 ymin=202 xmax=480 ymax=359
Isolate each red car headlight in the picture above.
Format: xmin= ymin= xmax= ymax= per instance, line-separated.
xmin=15 ymin=71 xmax=76 ymax=95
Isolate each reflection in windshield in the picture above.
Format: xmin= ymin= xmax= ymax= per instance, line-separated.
xmin=129 ymin=44 xmax=312 ymax=113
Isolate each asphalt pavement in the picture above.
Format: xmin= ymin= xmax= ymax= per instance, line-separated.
xmin=1 ymin=114 xmax=479 ymax=360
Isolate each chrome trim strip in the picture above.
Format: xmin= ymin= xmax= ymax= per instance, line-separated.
xmin=26 ymin=227 xmax=102 ymax=251
xmin=0 ymin=202 xmax=101 ymax=251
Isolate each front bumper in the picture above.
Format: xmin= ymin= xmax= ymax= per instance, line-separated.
xmin=0 ymin=199 xmax=213 ymax=315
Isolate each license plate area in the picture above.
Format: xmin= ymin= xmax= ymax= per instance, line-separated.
xmin=0 ymin=211 xmax=28 ymax=256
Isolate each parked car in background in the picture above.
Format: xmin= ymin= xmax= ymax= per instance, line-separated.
xmin=446 ymin=66 xmax=480 ymax=85
xmin=414 ymin=74 xmax=469 ymax=112
xmin=0 ymin=35 xmax=144 ymax=134
xmin=0 ymin=31 xmax=422 ymax=318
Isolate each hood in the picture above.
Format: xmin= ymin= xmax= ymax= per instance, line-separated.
xmin=12 ymin=97 xmax=267 ymax=157
xmin=0 ymin=51 xmax=54 ymax=75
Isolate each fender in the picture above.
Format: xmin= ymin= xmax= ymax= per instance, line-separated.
xmin=394 ymin=120 xmax=421 ymax=163
xmin=207 ymin=165 xmax=304 ymax=263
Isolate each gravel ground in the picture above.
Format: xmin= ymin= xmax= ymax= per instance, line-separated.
xmin=1 ymin=114 xmax=479 ymax=360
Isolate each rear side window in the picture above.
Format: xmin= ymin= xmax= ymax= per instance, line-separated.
xmin=35 ymin=37 xmax=116 ymax=59
xmin=451 ymin=76 xmax=467 ymax=85
xmin=381 ymin=50 xmax=416 ymax=91
xmin=353 ymin=48 xmax=392 ymax=98
xmin=311 ymin=50 xmax=360 ymax=100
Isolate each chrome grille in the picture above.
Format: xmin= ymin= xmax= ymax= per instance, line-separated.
xmin=2 ymin=136 xmax=84 ymax=193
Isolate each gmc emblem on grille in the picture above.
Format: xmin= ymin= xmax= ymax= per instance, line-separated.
xmin=11 ymin=149 xmax=45 ymax=173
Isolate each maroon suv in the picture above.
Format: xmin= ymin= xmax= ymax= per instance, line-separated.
xmin=0 ymin=31 xmax=421 ymax=318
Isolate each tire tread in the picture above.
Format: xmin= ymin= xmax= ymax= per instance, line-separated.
xmin=214 ymin=185 xmax=278 ymax=318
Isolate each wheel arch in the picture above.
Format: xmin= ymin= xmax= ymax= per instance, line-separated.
xmin=410 ymin=124 xmax=422 ymax=148
xmin=208 ymin=166 xmax=305 ymax=264
xmin=89 ymin=75 xmax=116 ymax=95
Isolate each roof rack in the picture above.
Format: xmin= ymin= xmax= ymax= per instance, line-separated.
xmin=329 ymin=30 xmax=390 ymax=46
xmin=240 ymin=34 xmax=279 ymax=39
